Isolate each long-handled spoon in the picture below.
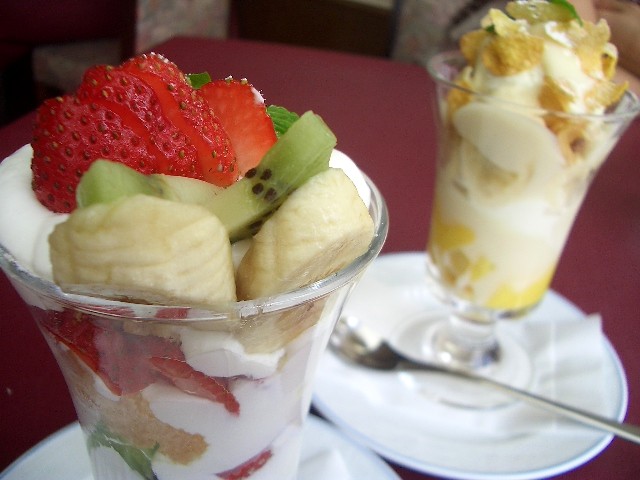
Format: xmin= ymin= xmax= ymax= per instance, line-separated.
xmin=329 ymin=316 xmax=640 ymax=445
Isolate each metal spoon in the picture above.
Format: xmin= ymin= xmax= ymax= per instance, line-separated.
xmin=329 ymin=316 xmax=640 ymax=445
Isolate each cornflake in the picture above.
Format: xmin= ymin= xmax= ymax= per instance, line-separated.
xmin=481 ymin=32 xmax=544 ymax=76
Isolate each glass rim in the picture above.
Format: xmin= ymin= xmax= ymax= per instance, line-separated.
xmin=0 ymin=171 xmax=389 ymax=323
xmin=427 ymin=50 xmax=640 ymax=121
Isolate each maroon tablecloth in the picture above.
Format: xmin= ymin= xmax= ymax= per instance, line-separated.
xmin=1 ymin=36 xmax=639 ymax=479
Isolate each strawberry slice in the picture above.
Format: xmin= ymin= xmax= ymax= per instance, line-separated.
xmin=31 ymin=94 xmax=161 ymax=213
xmin=31 ymin=53 xmax=238 ymax=213
xmin=39 ymin=309 xmax=182 ymax=395
xmin=121 ymin=53 xmax=238 ymax=185
xmin=150 ymin=357 xmax=240 ymax=415
xmin=76 ymin=64 xmax=193 ymax=176
xmin=200 ymin=78 xmax=277 ymax=176
xmin=218 ymin=449 xmax=273 ymax=480
xmin=96 ymin=328 xmax=185 ymax=395
xmin=39 ymin=309 xmax=102 ymax=373
xmin=39 ymin=307 xmax=242 ymax=414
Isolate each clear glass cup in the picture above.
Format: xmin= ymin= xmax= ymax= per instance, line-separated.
xmin=0 ymin=173 xmax=388 ymax=480
xmin=417 ymin=51 xmax=639 ymax=394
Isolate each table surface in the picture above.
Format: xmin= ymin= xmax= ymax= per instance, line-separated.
xmin=1 ymin=36 xmax=639 ymax=479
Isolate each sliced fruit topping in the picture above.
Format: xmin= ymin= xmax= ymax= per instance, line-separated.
xmin=31 ymin=53 xmax=238 ymax=214
xmin=49 ymin=194 xmax=236 ymax=306
xmin=75 ymin=111 xmax=337 ymax=242
xmin=150 ymin=357 xmax=240 ymax=415
xmin=165 ymin=110 xmax=337 ymax=242
xmin=31 ymin=95 xmax=161 ymax=213
xmin=218 ymin=449 xmax=273 ymax=480
xmin=236 ymin=167 xmax=375 ymax=299
xmin=120 ymin=53 xmax=238 ymax=185
xmin=200 ymin=77 xmax=277 ymax=175
xmin=77 ymin=62 xmax=235 ymax=182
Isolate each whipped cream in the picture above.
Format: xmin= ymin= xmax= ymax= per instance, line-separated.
xmin=0 ymin=145 xmax=68 ymax=279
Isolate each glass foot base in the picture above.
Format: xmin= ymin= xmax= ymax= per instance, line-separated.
xmin=390 ymin=315 xmax=533 ymax=409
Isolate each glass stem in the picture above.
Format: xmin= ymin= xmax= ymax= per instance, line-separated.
xmin=430 ymin=314 xmax=500 ymax=369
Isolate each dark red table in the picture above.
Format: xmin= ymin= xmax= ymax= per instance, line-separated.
xmin=1 ymin=36 xmax=639 ymax=479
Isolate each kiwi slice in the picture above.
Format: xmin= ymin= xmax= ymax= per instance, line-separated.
xmin=76 ymin=111 xmax=337 ymax=241
xmin=76 ymin=161 xmax=225 ymax=210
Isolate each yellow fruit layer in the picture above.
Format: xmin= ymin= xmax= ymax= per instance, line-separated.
xmin=485 ymin=266 xmax=555 ymax=310
xmin=429 ymin=206 xmax=556 ymax=311
xmin=429 ymin=206 xmax=475 ymax=251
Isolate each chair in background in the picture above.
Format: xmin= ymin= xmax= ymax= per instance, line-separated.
xmin=0 ymin=0 xmax=230 ymax=126
xmin=231 ymin=0 xmax=396 ymax=57
xmin=33 ymin=0 xmax=230 ymax=98
xmin=0 ymin=1 xmax=127 ymax=125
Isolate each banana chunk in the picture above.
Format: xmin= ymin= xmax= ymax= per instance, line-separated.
xmin=236 ymin=168 xmax=374 ymax=300
xmin=50 ymin=194 xmax=236 ymax=306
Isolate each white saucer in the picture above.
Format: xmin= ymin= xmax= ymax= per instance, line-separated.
xmin=313 ymin=252 xmax=628 ymax=480
xmin=0 ymin=416 xmax=400 ymax=480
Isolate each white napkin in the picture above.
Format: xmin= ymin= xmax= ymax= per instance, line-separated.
xmin=299 ymin=449 xmax=352 ymax=480
xmin=391 ymin=314 xmax=608 ymax=439
xmin=319 ymin=313 xmax=613 ymax=441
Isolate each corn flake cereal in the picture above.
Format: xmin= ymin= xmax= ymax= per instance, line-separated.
xmin=538 ymin=76 xmax=574 ymax=112
xmin=544 ymin=115 xmax=588 ymax=164
xmin=460 ymin=30 xmax=489 ymax=64
xmin=481 ymin=32 xmax=544 ymax=76
xmin=587 ymin=79 xmax=627 ymax=110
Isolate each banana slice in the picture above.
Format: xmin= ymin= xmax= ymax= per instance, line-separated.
xmin=236 ymin=168 xmax=374 ymax=300
xmin=452 ymin=102 xmax=565 ymax=201
xmin=49 ymin=194 xmax=236 ymax=306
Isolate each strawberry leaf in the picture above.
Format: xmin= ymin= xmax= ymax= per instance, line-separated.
xmin=267 ymin=105 xmax=300 ymax=137
xmin=186 ymin=72 xmax=213 ymax=89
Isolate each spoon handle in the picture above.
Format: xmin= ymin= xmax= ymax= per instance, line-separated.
xmin=398 ymin=358 xmax=640 ymax=445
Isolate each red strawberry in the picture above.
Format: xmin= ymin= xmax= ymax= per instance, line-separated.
xmin=39 ymin=309 xmax=102 ymax=373
xmin=120 ymin=54 xmax=238 ymax=184
xmin=31 ymin=53 xmax=238 ymax=213
xmin=39 ymin=308 xmax=183 ymax=395
xmin=150 ymin=357 xmax=240 ymax=415
xmin=31 ymin=95 xmax=161 ymax=212
xmin=200 ymin=78 xmax=277 ymax=176
xmin=218 ymin=449 xmax=273 ymax=480
xmin=76 ymin=65 xmax=196 ymax=176
xmin=95 ymin=328 xmax=185 ymax=395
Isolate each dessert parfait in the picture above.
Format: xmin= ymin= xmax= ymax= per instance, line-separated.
xmin=0 ymin=54 xmax=387 ymax=479
xmin=426 ymin=0 xmax=639 ymax=318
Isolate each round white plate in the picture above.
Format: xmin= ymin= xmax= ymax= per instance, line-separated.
xmin=0 ymin=415 xmax=400 ymax=480
xmin=313 ymin=252 xmax=628 ymax=480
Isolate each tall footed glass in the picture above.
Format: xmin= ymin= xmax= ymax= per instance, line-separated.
xmin=409 ymin=51 xmax=640 ymax=405
xmin=0 ymin=174 xmax=387 ymax=480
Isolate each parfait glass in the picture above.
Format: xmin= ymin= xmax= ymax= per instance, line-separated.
xmin=0 ymin=174 xmax=387 ymax=480
xmin=401 ymin=51 xmax=640 ymax=404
